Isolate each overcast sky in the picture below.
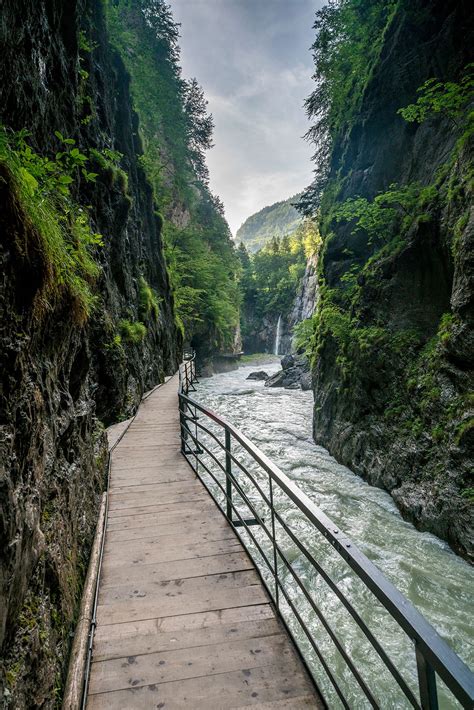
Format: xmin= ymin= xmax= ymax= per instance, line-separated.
xmin=170 ymin=0 xmax=323 ymax=235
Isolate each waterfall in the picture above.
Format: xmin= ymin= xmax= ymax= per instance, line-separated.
xmin=274 ymin=314 xmax=282 ymax=355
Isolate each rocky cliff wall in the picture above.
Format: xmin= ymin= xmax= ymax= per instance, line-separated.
xmin=0 ymin=0 xmax=180 ymax=704
xmin=312 ymin=0 xmax=473 ymax=559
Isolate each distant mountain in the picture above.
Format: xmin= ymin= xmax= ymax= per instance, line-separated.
xmin=236 ymin=193 xmax=302 ymax=252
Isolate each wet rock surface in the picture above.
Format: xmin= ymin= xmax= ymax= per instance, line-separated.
xmin=265 ymin=355 xmax=311 ymax=391
xmin=0 ymin=0 xmax=180 ymax=704
xmin=246 ymin=370 xmax=269 ymax=380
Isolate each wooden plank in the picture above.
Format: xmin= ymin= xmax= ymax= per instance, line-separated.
xmin=109 ymin=480 xmax=203 ymax=499
xmin=240 ymin=697 xmax=317 ymax=709
xmin=106 ymin=505 xmax=216 ymax=531
xmin=106 ymin=517 xmax=240 ymax=543
xmin=100 ymin=551 xmax=254 ymax=589
xmin=110 ymin=472 xmax=192 ymax=488
xmin=89 ymin=635 xmax=294 ymax=694
xmin=87 ymin=663 xmax=314 ymax=710
xmin=107 ymin=499 xmax=213 ymax=519
xmin=107 ymin=490 xmax=207 ymax=513
xmin=101 ymin=538 xmax=243 ymax=571
xmin=98 ymin=569 xmax=259 ymax=604
xmin=104 ymin=520 xmax=231 ymax=550
xmin=96 ymin=582 xmax=268 ymax=625
xmin=92 ymin=607 xmax=277 ymax=661
xmin=86 ymin=660 xmax=317 ymax=708
xmin=105 ymin=536 xmax=236 ymax=564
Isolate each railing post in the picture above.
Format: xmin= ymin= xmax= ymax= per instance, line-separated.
xmin=225 ymin=428 xmax=232 ymax=522
xmin=269 ymin=476 xmax=279 ymax=609
xmin=416 ymin=644 xmax=439 ymax=710
xmin=179 ymin=396 xmax=185 ymax=454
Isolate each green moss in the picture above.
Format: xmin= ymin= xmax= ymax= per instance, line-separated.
xmin=461 ymin=487 xmax=474 ymax=503
xmin=104 ymin=333 xmax=123 ymax=351
xmin=452 ymin=210 xmax=469 ymax=257
xmin=5 ymin=660 xmax=22 ymax=689
xmin=455 ymin=417 xmax=474 ymax=445
xmin=138 ymin=276 xmax=161 ymax=320
xmin=0 ymin=128 xmax=102 ymax=322
xmin=119 ymin=319 xmax=147 ymax=343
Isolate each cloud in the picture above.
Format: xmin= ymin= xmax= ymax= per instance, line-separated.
xmin=170 ymin=0 xmax=323 ymax=234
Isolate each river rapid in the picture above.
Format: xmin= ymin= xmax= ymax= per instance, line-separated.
xmin=194 ymin=360 xmax=473 ymax=709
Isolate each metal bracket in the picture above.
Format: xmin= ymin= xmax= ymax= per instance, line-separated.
xmin=234 ymin=518 xmax=263 ymax=528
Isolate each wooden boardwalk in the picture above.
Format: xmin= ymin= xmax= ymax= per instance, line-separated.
xmin=86 ymin=375 xmax=322 ymax=709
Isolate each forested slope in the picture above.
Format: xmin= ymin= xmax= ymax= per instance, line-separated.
xmin=0 ymin=0 xmax=236 ymax=704
xmin=300 ymin=0 xmax=473 ymax=559
xmin=238 ymin=220 xmax=319 ymax=353
xmin=236 ymin=193 xmax=302 ymax=253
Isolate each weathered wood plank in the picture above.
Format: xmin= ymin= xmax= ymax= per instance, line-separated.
xmin=100 ymin=551 xmax=254 ymax=589
xmin=101 ymin=538 xmax=243 ymax=571
xmin=106 ymin=499 xmax=213 ymax=519
xmin=98 ymin=569 xmax=259 ymax=605
xmin=105 ymin=517 xmax=229 ymax=542
xmin=106 ymin=504 xmax=216 ymax=531
xmin=89 ymin=635 xmax=293 ymax=694
xmin=97 ymin=582 xmax=268 ymax=625
xmin=92 ymin=607 xmax=277 ymax=661
xmin=104 ymin=520 xmax=231 ymax=550
xmin=87 ymin=660 xmax=315 ymax=708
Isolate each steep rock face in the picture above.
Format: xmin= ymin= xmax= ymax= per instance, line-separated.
xmin=0 ymin=0 xmax=179 ymax=704
xmin=280 ymin=252 xmax=319 ymax=353
xmin=289 ymin=253 xmax=318 ymax=325
xmin=313 ymin=0 xmax=473 ymax=559
xmin=241 ymin=313 xmax=280 ymax=355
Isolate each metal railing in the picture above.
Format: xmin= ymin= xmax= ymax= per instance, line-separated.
xmin=178 ymin=354 xmax=474 ymax=710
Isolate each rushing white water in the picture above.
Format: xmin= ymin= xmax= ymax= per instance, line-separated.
xmin=274 ymin=314 xmax=282 ymax=355
xmin=194 ymin=361 xmax=474 ymax=709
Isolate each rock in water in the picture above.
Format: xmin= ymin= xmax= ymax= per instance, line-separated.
xmin=265 ymin=370 xmax=287 ymax=387
xmin=281 ymin=353 xmax=296 ymax=370
xmin=247 ymin=370 xmax=269 ymax=380
xmin=265 ymin=355 xmax=311 ymax=390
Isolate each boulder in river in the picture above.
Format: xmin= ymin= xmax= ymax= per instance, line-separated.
xmin=265 ymin=354 xmax=311 ymax=390
xmin=246 ymin=370 xmax=269 ymax=380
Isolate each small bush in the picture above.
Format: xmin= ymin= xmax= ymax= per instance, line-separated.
xmin=119 ymin=319 xmax=147 ymax=343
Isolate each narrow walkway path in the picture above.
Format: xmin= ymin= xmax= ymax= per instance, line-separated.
xmin=87 ymin=375 xmax=322 ymax=709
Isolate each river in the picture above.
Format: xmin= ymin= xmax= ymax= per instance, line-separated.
xmin=193 ymin=360 xmax=473 ymax=709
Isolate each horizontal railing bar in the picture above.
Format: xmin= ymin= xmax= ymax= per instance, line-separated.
xmin=178 ymin=388 xmax=474 ymax=707
xmin=183 ymin=411 xmax=280 ymax=520
xmin=184 ymin=419 xmax=280 ymax=518
xmin=181 ymin=421 xmax=228 ymax=476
